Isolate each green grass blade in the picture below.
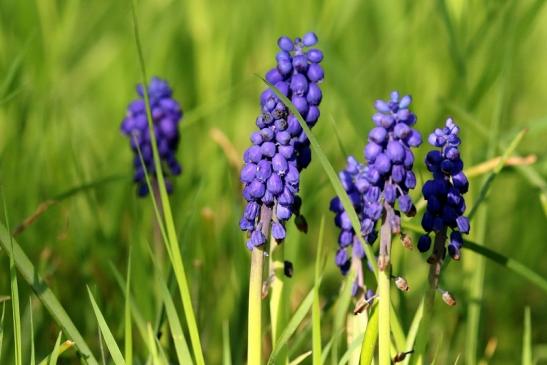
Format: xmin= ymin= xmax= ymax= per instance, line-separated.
xmin=48 ymin=332 xmax=62 ymax=365
xmin=0 ymin=302 xmax=5 ymax=362
xmin=402 ymin=298 xmax=425 ymax=365
xmin=37 ymin=334 xmax=75 ymax=365
xmin=332 ymin=272 xmax=356 ymax=365
xmin=403 ymin=223 xmax=547 ymax=293
xmin=359 ymin=304 xmax=379 ymax=365
xmin=5 ymin=199 xmax=22 ymax=365
xmin=130 ymin=3 xmax=204 ymax=364
xmin=468 ymin=129 xmax=527 ymax=219
xmin=144 ymin=240 xmax=194 ymax=365
xmin=157 ymin=271 xmax=194 ymax=365
xmin=0 ymin=223 xmax=98 ymax=364
xmin=146 ymin=324 xmax=160 ymax=365
xmin=86 ymin=287 xmax=126 ymax=365
xmin=313 ymin=217 xmax=326 ymax=365
xmin=29 ymin=299 xmax=35 ymax=365
xmin=261 ymin=77 xmax=379 ymax=278
xmin=108 ymin=263 xmax=148 ymax=344
xmin=124 ymin=252 xmax=132 ymax=365
xmin=338 ymin=331 xmax=365 ymax=365
xmin=522 ymin=307 xmax=532 ymax=365
xmin=268 ymin=288 xmax=315 ymax=365
xmin=222 ymin=321 xmax=232 ymax=365
xmin=321 ymin=333 xmax=338 ymax=365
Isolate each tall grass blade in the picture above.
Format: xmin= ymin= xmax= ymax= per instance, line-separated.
xmin=37 ymin=336 xmax=75 ymax=365
xmin=29 ymin=298 xmax=35 ymax=365
xmin=4 ymin=195 xmax=22 ymax=365
xmin=86 ymin=287 xmax=126 ymax=365
xmin=313 ymin=217 xmax=326 ymax=365
xmin=338 ymin=331 xmax=365 ymax=365
xmin=402 ymin=298 xmax=425 ymax=365
xmin=268 ymin=288 xmax=314 ymax=365
xmin=522 ymin=307 xmax=532 ymax=365
xmin=0 ymin=302 xmax=5 ymax=362
xmin=109 ymin=263 xmax=148 ymax=343
xmin=332 ymin=272 xmax=356 ymax=365
xmin=359 ymin=304 xmax=379 ymax=365
xmin=222 ymin=321 xmax=232 ymax=365
xmin=124 ymin=251 xmax=132 ymax=365
xmin=0 ymin=222 xmax=98 ymax=364
xmin=130 ymin=3 xmax=205 ymax=364
xmin=47 ymin=332 xmax=62 ymax=365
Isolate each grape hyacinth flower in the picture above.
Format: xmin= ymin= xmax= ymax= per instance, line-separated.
xmin=120 ymin=77 xmax=183 ymax=197
xmin=418 ymin=118 xmax=470 ymax=262
xmin=330 ymin=91 xmax=421 ymax=296
xmin=239 ymin=32 xmax=324 ymax=250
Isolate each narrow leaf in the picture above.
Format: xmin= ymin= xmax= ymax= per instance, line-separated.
xmin=522 ymin=307 xmax=532 ymax=365
xmin=87 ymin=287 xmax=126 ymax=365
xmin=359 ymin=304 xmax=379 ymax=365
xmin=0 ymin=223 xmax=98 ymax=365
xmin=268 ymin=288 xmax=315 ymax=365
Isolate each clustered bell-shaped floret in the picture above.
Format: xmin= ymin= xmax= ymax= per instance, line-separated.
xmin=239 ymin=32 xmax=324 ymax=250
xmin=418 ymin=118 xmax=469 ymax=260
xmin=120 ymin=77 xmax=183 ymax=196
xmin=330 ymin=92 xmax=422 ymax=286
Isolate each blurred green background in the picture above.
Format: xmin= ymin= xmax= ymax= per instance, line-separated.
xmin=0 ymin=0 xmax=546 ymax=363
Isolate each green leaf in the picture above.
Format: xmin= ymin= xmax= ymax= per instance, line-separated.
xmin=47 ymin=332 xmax=62 ymax=365
xmin=4 ymin=194 xmax=22 ymax=365
xmin=130 ymin=3 xmax=205 ymax=364
xmin=29 ymin=299 xmax=35 ymax=365
xmin=86 ymin=287 xmax=126 ymax=365
xmin=522 ymin=307 xmax=532 ymax=365
xmin=359 ymin=304 xmax=379 ymax=365
xmin=0 ymin=222 xmax=97 ymax=365
xmin=313 ymin=217 xmax=326 ymax=365
xmin=124 ymin=252 xmax=132 ymax=365
xmin=0 ymin=303 xmax=5 ymax=363
xmin=222 ymin=321 xmax=232 ymax=365
xmin=108 ymin=263 xmax=148 ymax=345
xmin=402 ymin=298 xmax=424 ymax=365
xmin=338 ymin=331 xmax=365 ymax=365
xmin=268 ymin=288 xmax=315 ymax=365
xmin=37 ymin=332 xmax=75 ymax=365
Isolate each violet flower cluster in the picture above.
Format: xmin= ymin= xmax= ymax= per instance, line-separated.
xmin=330 ymin=91 xmax=422 ymax=280
xmin=418 ymin=118 xmax=470 ymax=260
xmin=239 ymin=32 xmax=324 ymax=250
xmin=121 ymin=77 xmax=183 ymax=196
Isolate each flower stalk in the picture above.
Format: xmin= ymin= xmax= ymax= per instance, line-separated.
xmin=378 ymin=209 xmax=392 ymax=365
xmin=247 ymin=205 xmax=272 ymax=365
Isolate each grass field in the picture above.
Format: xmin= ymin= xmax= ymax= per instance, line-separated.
xmin=1 ymin=0 xmax=547 ymax=364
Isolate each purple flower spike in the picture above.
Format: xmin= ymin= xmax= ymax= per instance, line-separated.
xmin=330 ymin=91 xmax=422 ymax=295
xmin=121 ymin=77 xmax=183 ymax=197
xmin=240 ymin=32 xmax=324 ymax=250
xmin=420 ymin=118 xmax=470 ymax=261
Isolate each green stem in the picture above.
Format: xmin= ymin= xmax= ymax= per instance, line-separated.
xmin=247 ymin=205 xmax=272 ymax=365
xmin=378 ymin=213 xmax=391 ymax=365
